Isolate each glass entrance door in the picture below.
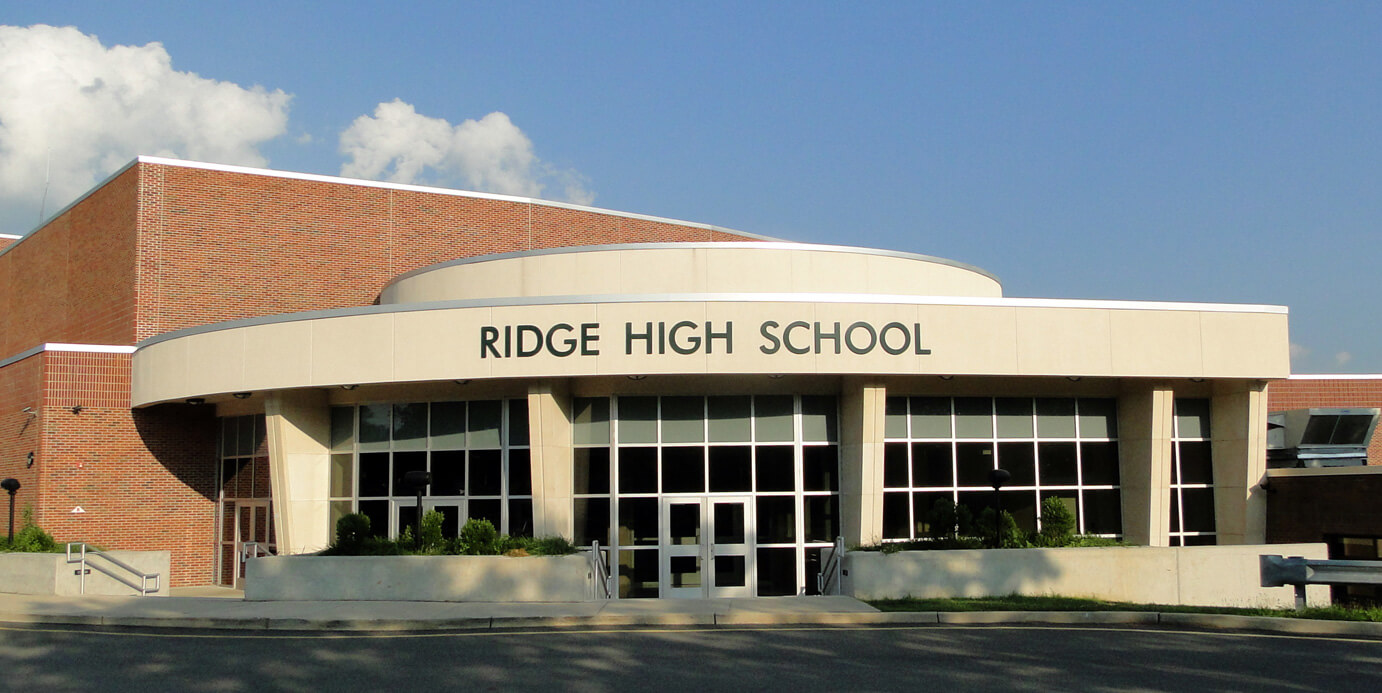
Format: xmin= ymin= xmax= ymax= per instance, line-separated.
xmin=660 ymin=497 xmax=754 ymax=598
xmin=232 ymin=500 xmax=274 ymax=589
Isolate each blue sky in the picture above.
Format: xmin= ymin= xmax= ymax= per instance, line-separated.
xmin=3 ymin=2 xmax=1380 ymax=373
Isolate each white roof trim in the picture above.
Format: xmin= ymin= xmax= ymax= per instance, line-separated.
xmin=0 ymin=233 xmax=21 ymax=240
xmin=0 ymin=343 xmax=136 ymax=369
xmin=1286 ymin=374 xmax=1382 ymax=380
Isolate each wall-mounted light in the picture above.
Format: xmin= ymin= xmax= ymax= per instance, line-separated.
xmin=1189 ymin=378 xmax=1205 ymax=383
xmin=454 ymin=380 xmax=471 ymax=386
xmin=1066 ymin=376 xmax=1082 ymax=382
xmin=185 ymin=398 xmax=206 ymax=405
xmin=232 ymin=392 xmax=252 ymax=399
xmin=626 ymin=375 xmax=647 ymax=381
xmin=767 ymin=374 xmax=785 ymax=380
xmin=341 ymin=385 xmax=359 ymax=391
xmin=20 ymin=407 xmax=35 ymax=416
xmin=938 ymin=375 xmax=955 ymax=381
xmin=69 ymin=405 xmax=84 ymax=414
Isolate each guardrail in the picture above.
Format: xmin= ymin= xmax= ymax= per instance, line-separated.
xmin=65 ymin=543 xmax=161 ymax=596
xmin=1260 ymin=554 xmax=1382 ymax=610
xmin=816 ymin=536 xmax=846 ymax=596
xmin=588 ymin=541 xmax=612 ymax=599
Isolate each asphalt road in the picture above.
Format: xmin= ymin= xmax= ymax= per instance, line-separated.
xmin=0 ymin=623 xmax=1378 ymax=692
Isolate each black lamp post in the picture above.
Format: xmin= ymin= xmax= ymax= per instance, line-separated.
xmin=987 ymin=468 xmax=1010 ymax=548
xmin=1 ymin=478 xmax=21 ymax=543
xmin=403 ymin=470 xmax=432 ymax=547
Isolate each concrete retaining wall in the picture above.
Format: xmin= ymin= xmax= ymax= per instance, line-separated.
xmin=245 ymin=554 xmax=595 ymax=602
xmin=845 ymin=543 xmax=1330 ymax=608
xmin=0 ymin=550 xmax=170 ymax=596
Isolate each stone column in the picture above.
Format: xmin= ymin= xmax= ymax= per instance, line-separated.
xmin=1117 ymin=384 xmax=1174 ymax=546
xmin=840 ymin=378 xmax=886 ymax=546
xmin=264 ymin=390 xmax=332 ymax=555
xmin=1211 ymin=380 xmax=1269 ymax=544
xmin=528 ymin=380 xmax=574 ymax=539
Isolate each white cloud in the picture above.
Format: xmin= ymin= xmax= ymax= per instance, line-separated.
xmin=1289 ymin=342 xmax=1310 ymax=362
xmin=0 ymin=24 xmax=290 ymax=233
xmin=1335 ymin=351 xmax=1353 ymax=367
xmin=339 ymin=99 xmax=594 ymax=205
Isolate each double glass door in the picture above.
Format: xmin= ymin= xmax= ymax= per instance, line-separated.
xmin=661 ymin=496 xmax=754 ymax=598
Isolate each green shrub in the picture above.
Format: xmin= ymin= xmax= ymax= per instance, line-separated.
xmin=1066 ymin=534 xmax=1125 ymax=547
xmin=975 ymin=508 xmax=1029 ymax=549
xmin=417 ymin=510 xmax=446 ymax=553
xmin=0 ymin=510 xmax=60 ymax=553
xmin=335 ymin=513 xmax=371 ymax=548
xmin=455 ymin=518 xmax=501 ymax=555
xmin=1035 ymin=496 xmax=1077 ymax=547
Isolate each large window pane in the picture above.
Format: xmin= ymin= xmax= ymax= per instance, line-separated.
xmin=801 ymin=396 xmax=838 ymax=442
xmin=709 ymin=446 xmax=752 ymax=493
xmin=469 ymin=449 xmax=502 ymax=496
xmin=1175 ymin=399 xmax=1211 ymax=439
xmin=357 ymin=452 xmax=389 ymax=497
xmin=1036 ymin=399 xmax=1077 ymax=438
xmin=757 ymin=547 xmax=797 ymax=596
xmin=755 ymin=396 xmax=794 ymax=442
xmin=661 ymin=397 xmax=705 ymax=443
xmin=883 ymin=492 xmax=910 ymax=539
xmin=884 ymin=397 xmax=908 ymax=438
xmin=1176 ymin=441 xmax=1214 ymax=485
xmin=391 ymin=451 xmax=426 ymax=496
xmin=358 ymin=405 xmax=391 ymax=451
xmin=574 ymin=498 xmax=611 ymax=546
xmin=998 ymin=442 xmax=1036 ymax=486
xmin=572 ymin=398 xmax=610 ymax=445
xmin=330 ymin=454 xmax=353 ymax=497
xmin=330 ymin=407 xmax=355 ymax=450
xmin=661 ymin=447 xmax=705 ymax=493
xmin=910 ymin=397 xmax=952 ymax=438
xmin=708 ymin=396 xmax=752 ymax=442
xmin=912 ymin=443 xmax=953 ymax=487
xmin=430 ymin=401 xmax=466 ymax=449
xmin=618 ymin=447 xmax=658 ymax=494
xmin=756 ymin=496 xmax=796 ymax=543
xmin=618 ymin=396 xmax=658 ymax=444
xmin=755 ymin=446 xmax=795 ymax=492
xmin=884 ymin=443 xmax=910 ymax=488
xmin=803 ymin=446 xmax=838 ymax=492
xmin=995 ymin=398 xmax=1034 ymax=438
xmin=1078 ymin=399 xmax=1117 ymax=438
xmin=508 ymin=449 xmax=532 ymax=495
xmin=955 ymin=443 xmax=995 ymax=487
xmin=431 ymin=450 xmax=465 ymax=496
xmin=574 ymin=447 xmax=611 ymax=495
xmin=955 ymin=398 xmax=993 ymax=438
xmin=468 ymin=400 xmax=503 ymax=449
xmin=804 ymin=496 xmax=838 ymax=543
xmin=1083 ymin=489 xmax=1122 ymax=535
xmin=618 ymin=498 xmax=658 ymax=546
xmin=507 ymin=399 xmax=529 ymax=447
xmin=392 ymin=403 xmax=428 ymax=450
xmin=1080 ymin=442 xmax=1120 ymax=486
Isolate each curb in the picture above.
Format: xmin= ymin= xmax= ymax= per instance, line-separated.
xmin=3 ymin=610 xmax=1382 ymax=637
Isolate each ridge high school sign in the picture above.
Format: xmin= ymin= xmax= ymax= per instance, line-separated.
xmin=479 ymin=320 xmax=933 ymax=358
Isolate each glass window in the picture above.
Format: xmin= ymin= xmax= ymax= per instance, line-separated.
xmin=330 ymin=454 xmax=353 ymax=497
xmin=574 ymin=498 xmax=611 ymax=546
xmin=911 ymin=443 xmax=953 ymax=488
xmin=330 ymin=407 xmax=355 ymax=450
xmin=708 ymin=396 xmax=752 ymax=442
xmin=884 ymin=397 xmax=908 ymax=438
xmin=754 ymin=396 xmax=794 ymax=442
xmin=801 ymin=396 xmax=838 ymax=442
xmin=1175 ymin=399 xmax=1211 ymax=439
xmin=508 ymin=449 xmax=532 ymax=496
xmin=431 ymin=450 xmax=465 ymax=496
xmin=357 ymin=452 xmax=389 ymax=497
xmin=995 ymin=398 xmax=1034 ymax=438
xmin=430 ymin=402 xmax=466 ymax=449
xmin=1080 ymin=442 xmax=1120 ymax=486
xmin=1036 ymin=399 xmax=1077 ymax=438
xmin=573 ymin=448 xmax=610 ymax=495
xmin=468 ymin=400 xmax=503 ymax=449
xmin=573 ymin=398 xmax=610 ymax=445
xmin=910 ymin=397 xmax=952 ymax=438
xmin=955 ymin=443 xmax=995 ymax=487
xmin=998 ymin=442 xmax=1036 ymax=487
xmin=756 ymin=497 xmax=796 ymax=543
xmin=660 ymin=397 xmax=705 ymax=443
xmin=954 ymin=398 xmax=993 ymax=438
xmin=803 ymin=446 xmax=839 ymax=492
xmin=755 ymin=445 xmax=795 ymax=492
xmin=618 ymin=447 xmax=658 ymax=494
xmin=660 ymin=447 xmax=705 ymax=493
xmin=469 ymin=449 xmax=502 ymax=496
xmin=508 ymin=399 xmax=529 ymax=447
xmin=1038 ymin=442 xmax=1079 ymax=485
xmin=709 ymin=446 xmax=752 ymax=493
xmin=1078 ymin=399 xmax=1118 ymax=438
xmin=884 ymin=443 xmax=910 ymax=488
xmin=358 ymin=405 xmax=391 ymax=451
xmin=392 ymin=403 xmax=428 ymax=450
xmin=618 ymin=396 xmax=658 ymax=444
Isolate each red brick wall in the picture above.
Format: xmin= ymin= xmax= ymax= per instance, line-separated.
xmin=134 ymin=163 xmax=764 ymax=340
xmin=37 ymin=351 xmax=218 ymax=586
xmin=0 ymin=355 xmax=44 ymax=522
xmin=0 ymin=168 xmax=140 ymax=356
xmin=1266 ymin=471 xmax=1382 ymax=544
xmin=1267 ymin=378 xmax=1382 ymax=465
xmin=0 ymin=236 xmax=19 ymax=251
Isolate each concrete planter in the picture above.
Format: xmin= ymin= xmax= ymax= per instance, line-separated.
xmin=844 ymin=543 xmax=1330 ymax=608
xmin=0 ymin=550 xmax=169 ymax=596
xmin=245 ymin=554 xmax=596 ymax=602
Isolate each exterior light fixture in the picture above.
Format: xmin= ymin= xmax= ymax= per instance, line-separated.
xmin=938 ymin=375 xmax=955 ymax=381
xmin=1066 ymin=376 xmax=1082 ymax=382
xmin=454 ymin=379 xmax=471 ymax=386
xmin=1 ymin=478 xmax=20 ymax=543
xmin=232 ymin=392 xmax=252 ymax=399
xmin=69 ymin=405 xmax=84 ymax=414
xmin=341 ymin=384 xmax=359 ymax=390
xmin=767 ymin=374 xmax=785 ymax=380
xmin=626 ymin=375 xmax=647 ymax=381
xmin=1189 ymin=378 xmax=1205 ymax=383
xmin=21 ymin=407 xmax=34 ymax=416
xmin=185 ymin=398 xmax=206 ymax=405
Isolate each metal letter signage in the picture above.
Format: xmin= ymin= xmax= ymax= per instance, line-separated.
xmin=480 ymin=320 xmax=929 ymax=359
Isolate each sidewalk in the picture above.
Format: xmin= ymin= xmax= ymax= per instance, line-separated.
xmin=2 ymin=589 xmax=1381 ymax=638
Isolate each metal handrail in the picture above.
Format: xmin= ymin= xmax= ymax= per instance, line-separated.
xmin=1261 ymin=554 xmax=1382 ymax=610
xmin=817 ymin=536 xmax=846 ymax=595
xmin=588 ymin=540 xmax=612 ymax=599
xmin=241 ymin=541 xmax=275 ymax=562
xmin=65 ymin=543 xmax=161 ymax=596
